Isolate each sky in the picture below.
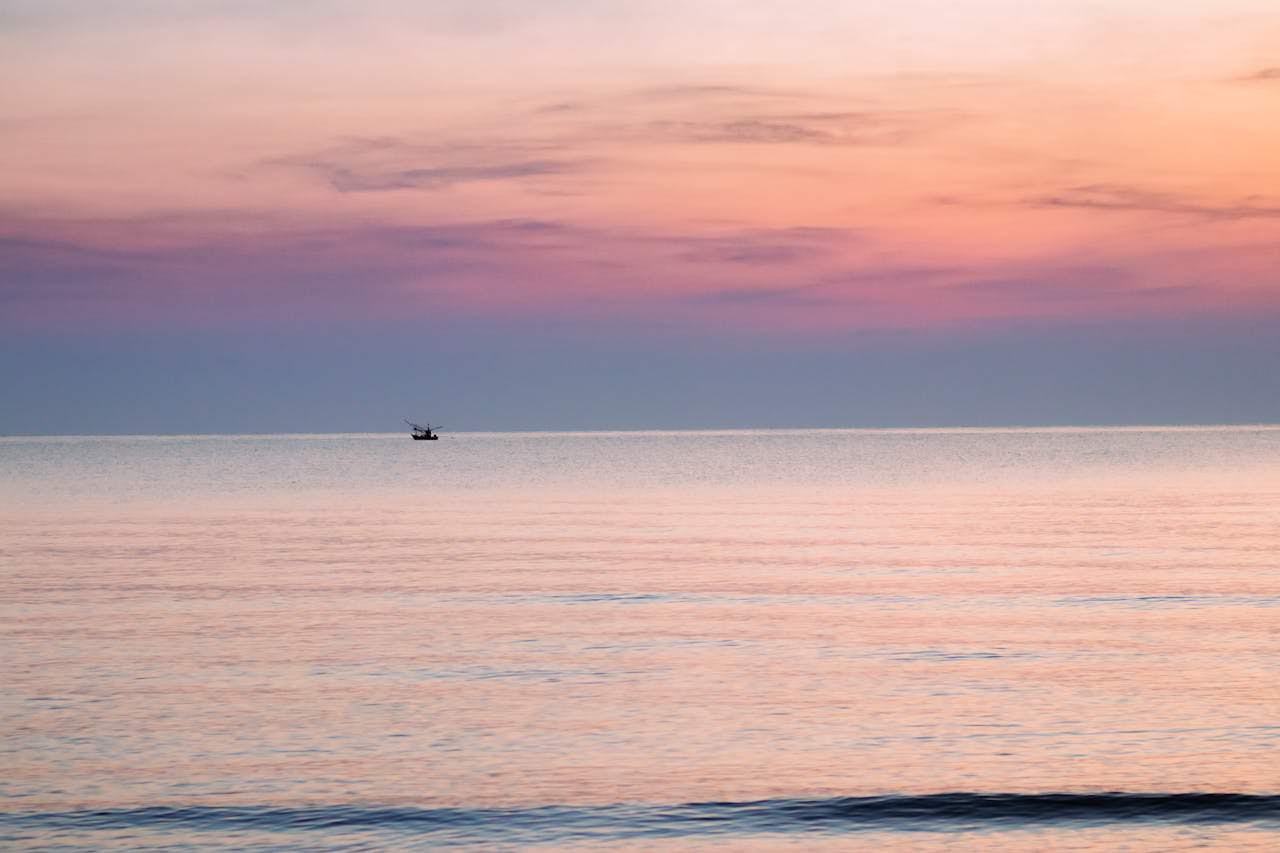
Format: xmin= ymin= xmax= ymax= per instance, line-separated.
xmin=2 ymin=0 xmax=1279 ymax=433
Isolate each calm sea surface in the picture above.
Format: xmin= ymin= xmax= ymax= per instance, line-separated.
xmin=3 ymin=427 xmax=1280 ymax=850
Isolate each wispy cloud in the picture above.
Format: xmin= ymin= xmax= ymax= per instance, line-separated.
xmin=535 ymin=101 xmax=582 ymax=114
xmin=685 ymin=264 xmax=963 ymax=308
xmin=637 ymin=109 xmax=955 ymax=147
xmin=673 ymin=227 xmax=853 ymax=265
xmin=263 ymin=86 xmax=959 ymax=204
xmin=691 ymin=284 xmax=835 ymax=307
xmin=933 ymin=184 xmax=1280 ymax=221
xmin=946 ymin=267 xmax=1130 ymax=303
xmin=686 ymin=260 xmax=1233 ymax=326
xmin=322 ymin=160 xmax=574 ymax=192
xmin=0 ymin=209 xmax=599 ymax=321
xmin=938 ymin=264 xmax=1214 ymax=319
xmin=264 ymin=136 xmax=586 ymax=193
xmin=1024 ymin=184 xmax=1280 ymax=220
xmin=529 ymin=81 xmax=961 ymax=149
xmin=652 ymin=118 xmax=827 ymax=144
xmin=7 ymin=194 xmax=1271 ymax=334
xmin=1235 ymin=67 xmax=1280 ymax=82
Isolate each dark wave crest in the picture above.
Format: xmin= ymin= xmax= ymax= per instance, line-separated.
xmin=5 ymin=793 xmax=1280 ymax=845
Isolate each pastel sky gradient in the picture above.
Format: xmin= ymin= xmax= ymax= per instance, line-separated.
xmin=3 ymin=1 xmax=1279 ymax=432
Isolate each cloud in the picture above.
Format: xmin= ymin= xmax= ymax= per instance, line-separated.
xmin=822 ymin=266 xmax=967 ymax=287
xmin=10 ymin=197 xmax=1267 ymax=337
xmin=1022 ymin=184 xmax=1280 ymax=220
xmin=0 ymin=210 xmax=604 ymax=326
xmin=691 ymin=244 xmax=810 ymax=264
xmin=1236 ymin=67 xmax=1280 ymax=82
xmin=531 ymin=83 xmax=794 ymax=117
xmin=641 ymin=109 xmax=953 ymax=147
xmin=0 ymin=236 xmax=152 ymax=307
xmin=321 ymin=160 xmax=574 ymax=192
xmin=265 ymin=89 xmax=958 ymax=205
xmin=947 ymin=267 xmax=1129 ymax=303
xmin=652 ymin=119 xmax=829 ymax=145
xmin=0 ymin=208 xmax=888 ymax=332
xmin=264 ymin=136 xmax=585 ymax=193
xmin=691 ymin=285 xmax=834 ymax=307
xmin=940 ymin=265 xmax=1211 ymax=316
xmin=685 ymin=264 xmax=963 ymax=309
xmin=674 ymin=227 xmax=854 ymax=265
xmin=528 ymin=82 xmax=962 ymax=149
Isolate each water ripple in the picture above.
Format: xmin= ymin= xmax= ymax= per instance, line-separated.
xmin=5 ymin=793 xmax=1279 ymax=845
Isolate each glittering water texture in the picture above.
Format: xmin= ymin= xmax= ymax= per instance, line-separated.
xmin=3 ymin=428 xmax=1280 ymax=850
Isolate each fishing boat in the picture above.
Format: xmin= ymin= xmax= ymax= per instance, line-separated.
xmin=406 ymin=420 xmax=440 ymax=441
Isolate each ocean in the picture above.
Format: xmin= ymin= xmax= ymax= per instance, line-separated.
xmin=3 ymin=427 xmax=1279 ymax=850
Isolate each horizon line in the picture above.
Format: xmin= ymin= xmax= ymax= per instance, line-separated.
xmin=4 ymin=422 xmax=1280 ymax=440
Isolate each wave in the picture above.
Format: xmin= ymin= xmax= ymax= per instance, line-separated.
xmin=5 ymin=793 xmax=1279 ymax=844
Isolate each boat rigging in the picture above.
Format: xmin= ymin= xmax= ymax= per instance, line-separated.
xmin=405 ymin=420 xmax=441 ymax=441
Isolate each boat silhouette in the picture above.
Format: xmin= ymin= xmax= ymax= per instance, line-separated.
xmin=405 ymin=420 xmax=440 ymax=441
